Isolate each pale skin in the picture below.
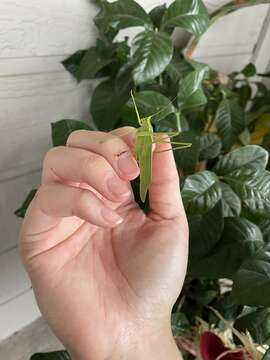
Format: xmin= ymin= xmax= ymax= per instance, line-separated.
xmin=19 ymin=127 xmax=189 ymax=360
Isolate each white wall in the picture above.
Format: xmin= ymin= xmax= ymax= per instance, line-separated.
xmin=0 ymin=0 xmax=269 ymax=341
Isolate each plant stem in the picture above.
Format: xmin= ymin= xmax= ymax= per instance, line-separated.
xmin=176 ymin=112 xmax=181 ymax=133
xmin=185 ymin=0 xmax=270 ymax=59
xmin=210 ymin=0 xmax=270 ymax=25
xmin=205 ymin=114 xmax=215 ymax=133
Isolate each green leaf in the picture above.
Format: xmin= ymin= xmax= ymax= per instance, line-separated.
xmin=238 ymin=85 xmax=252 ymax=108
xmin=199 ymin=133 xmax=222 ymax=160
xmin=94 ymin=2 xmax=118 ymax=41
xmin=224 ymin=168 xmax=270 ymax=217
xmin=220 ymin=182 xmax=241 ymax=217
xmin=214 ymin=145 xmax=269 ymax=175
xmin=215 ymin=99 xmax=246 ymax=151
xmin=121 ymin=91 xmax=176 ymax=125
xmin=165 ymin=51 xmax=194 ymax=83
xmin=258 ymin=218 xmax=270 ymax=243
xmin=239 ymin=128 xmax=251 ymax=146
xmin=190 ymin=217 xmax=264 ymax=279
xmin=90 ymin=80 xmax=129 ymax=131
xmin=171 ymin=312 xmax=190 ymax=336
xmin=14 ymin=189 xmax=37 ymax=218
xmin=178 ymin=68 xmax=208 ymax=110
xmin=51 ymin=120 xmax=91 ymax=147
xmin=182 ymin=87 xmax=207 ymax=110
xmin=108 ymin=0 xmax=153 ymax=31
xmin=182 ymin=171 xmax=222 ymax=215
xmin=232 ymin=244 xmax=270 ymax=307
xmin=131 ymin=30 xmax=173 ymax=85
xmin=241 ymin=62 xmax=257 ymax=77
xmin=115 ymin=63 xmax=134 ymax=94
xmin=30 ymin=351 xmax=71 ymax=360
xmin=62 ymin=50 xmax=87 ymax=78
xmin=210 ymin=293 xmax=241 ymax=324
xmin=76 ymin=44 xmax=114 ymax=81
xmin=188 ymin=201 xmax=224 ymax=261
xmin=235 ymin=308 xmax=270 ymax=345
xmin=149 ymin=4 xmax=167 ymax=30
xmin=174 ymin=131 xmax=199 ymax=175
xmin=247 ymin=105 xmax=270 ymax=125
xmin=161 ymin=0 xmax=209 ymax=38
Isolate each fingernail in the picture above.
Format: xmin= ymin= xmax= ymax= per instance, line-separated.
xmin=107 ymin=176 xmax=131 ymax=197
xmin=117 ymin=151 xmax=138 ymax=177
xmin=101 ymin=207 xmax=123 ymax=226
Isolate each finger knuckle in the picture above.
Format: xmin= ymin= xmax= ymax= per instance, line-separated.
xmin=43 ymin=146 xmax=65 ymax=168
xmin=101 ymin=135 xmax=128 ymax=155
xmin=81 ymin=153 xmax=102 ymax=173
xmin=66 ymin=130 xmax=89 ymax=146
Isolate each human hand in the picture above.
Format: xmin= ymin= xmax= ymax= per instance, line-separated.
xmin=20 ymin=127 xmax=189 ymax=360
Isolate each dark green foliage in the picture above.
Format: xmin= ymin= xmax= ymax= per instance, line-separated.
xmin=51 ymin=120 xmax=92 ymax=146
xmin=30 ymin=351 xmax=71 ymax=360
xmin=14 ymin=0 xmax=270 ymax=356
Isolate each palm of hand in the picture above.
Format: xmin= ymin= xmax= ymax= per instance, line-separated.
xmin=26 ymin=199 xmax=187 ymax=357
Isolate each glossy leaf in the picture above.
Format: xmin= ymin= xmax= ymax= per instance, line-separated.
xmin=188 ymin=201 xmax=224 ymax=261
xmin=14 ymin=189 xmax=37 ymax=218
xmin=214 ymin=145 xmax=269 ymax=175
xmin=62 ymin=50 xmax=87 ymax=78
xmin=161 ymin=0 xmax=209 ymax=38
xmin=174 ymin=132 xmax=199 ymax=175
xmin=215 ymin=99 xmax=246 ymax=151
xmin=190 ymin=217 xmax=264 ymax=279
xmin=165 ymin=50 xmax=194 ymax=83
xmin=232 ymin=244 xmax=270 ymax=307
xmin=182 ymin=171 xmax=222 ymax=215
xmin=247 ymin=106 xmax=270 ymax=125
xmin=94 ymin=2 xmax=118 ymax=41
xmin=76 ymin=45 xmax=114 ymax=81
xmin=224 ymin=168 xmax=270 ymax=217
xmin=51 ymin=120 xmax=91 ymax=147
xmin=258 ymin=218 xmax=270 ymax=243
xmin=241 ymin=63 xmax=257 ymax=77
xmin=220 ymin=182 xmax=241 ymax=217
xmin=234 ymin=308 xmax=270 ymax=345
xmin=131 ymin=30 xmax=173 ymax=85
xmin=149 ymin=4 xmax=167 ymax=30
xmin=90 ymin=80 xmax=129 ymax=131
xmin=31 ymin=351 xmax=71 ymax=360
xmin=178 ymin=68 xmax=208 ymax=110
xmin=199 ymin=133 xmax=222 ymax=160
xmin=210 ymin=293 xmax=241 ymax=324
xmin=121 ymin=91 xmax=176 ymax=125
xmin=108 ymin=0 xmax=153 ymax=30
xmin=171 ymin=312 xmax=190 ymax=336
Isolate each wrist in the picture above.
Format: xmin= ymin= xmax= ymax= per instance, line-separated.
xmin=69 ymin=321 xmax=182 ymax=360
xmin=110 ymin=323 xmax=182 ymax=360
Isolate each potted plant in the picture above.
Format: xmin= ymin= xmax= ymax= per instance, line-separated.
xmin=15 ymin=0 xmax=270 ymax=359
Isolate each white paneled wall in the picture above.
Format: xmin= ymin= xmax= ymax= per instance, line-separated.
xmin=0 ymin=0 xmax=269 ymax=341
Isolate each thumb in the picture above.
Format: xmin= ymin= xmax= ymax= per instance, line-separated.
xmin=148 ymin=140 xmax=186 ymax=220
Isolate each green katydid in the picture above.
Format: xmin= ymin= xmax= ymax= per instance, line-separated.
xmin=131 ymin=91 xmax=192 ymax=202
